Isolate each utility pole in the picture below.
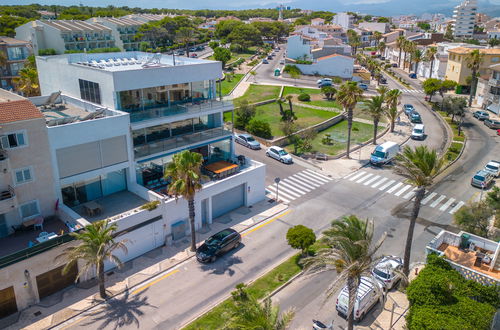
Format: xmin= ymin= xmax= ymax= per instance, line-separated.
xmin=274 ymin=177 xmax=281 ymax=202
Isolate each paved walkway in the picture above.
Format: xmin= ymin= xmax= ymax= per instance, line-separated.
xmin=3 ymin=201 xmax=288 ymax=330
xmin=292 ymin=102 xmax=339 ymax=112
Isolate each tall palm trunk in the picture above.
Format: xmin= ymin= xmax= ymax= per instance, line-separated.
xmin=288 ymin=99 xmax=294 ymax=115
xmin=346 ymin=108 xmax=353 ymax=159
xmin=347 ymin=276 xmax=356 ymax=330
xmin=188 ymin=197 xmax=196 ymax=252
xmin=403 ymin=187 xmax=425 ymax=275
xmin=468 ymin=69 xmax=477 ymax=107
xmin=428 ymin=59 xmax=434 ymax=78
xmin=98 ymin=261 xmax=106 ymax=299
xmin=373 ymin=118 xmax=379 ymax=145
xmin=398 ymin=48 xmax=402 ymax=67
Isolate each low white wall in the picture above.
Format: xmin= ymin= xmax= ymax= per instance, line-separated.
xmin=295 ymin=56 xmax=354 ymax=78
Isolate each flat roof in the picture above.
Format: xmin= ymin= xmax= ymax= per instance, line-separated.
xmin=40 ymin=19 xmax=111 ymax=33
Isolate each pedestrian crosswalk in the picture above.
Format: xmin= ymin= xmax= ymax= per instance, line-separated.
xmin=401 ymin=89 xmax=424 ymax=94
xmin=344 ymin=171 xmax=465 ymax=214
xmin=266 ymin=169 xmax=333 ymax=204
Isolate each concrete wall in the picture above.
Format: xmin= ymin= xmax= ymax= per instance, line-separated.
xmin=1 ymin=118 xmax=57 ymax=230
xmin=15 ymin=21 xmax=66 ymax=55
xmin=295 ymin=55 xmax=354 ymax=78
xmin=286 ymin=35 xmax=312 ymax=60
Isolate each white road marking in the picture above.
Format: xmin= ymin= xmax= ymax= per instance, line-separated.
xmin=348 ymin=171 xmax=366 ymax=181
xmin=271 ymin=183 xmax=301 ymax=198
xmin=356 ymin=173 xmax=373 ymax=184
xmin=394 ymin=184 xmax=412 ymax=197
xmin=294 ymin=172 xmax=323 ymax=186
xmin=449 ymin=201 xmax=465 ymax=214
xmin=282 ymin=179 xmax=312 ymax=192
xmin=364 ymin=175 xmax=381 ymax=186
xmin=386 ymin=182 xmax=403 ymax=194
xmin=305 ymin=169 xmax=333 ymax=181
xmin=439 ymin=198 xmax=456 ymax=212
xmin=300 ymin=170 xmax=330 ymax=183
xmin=430 ymin=195 xmax=446 ymax=208
xmin=379 ymin=179 xmax=396 ymax=191
xmin=371 ymin=177 xmax=388 ymax=188
xmin=287 ymin=176 xmax=317 ymax=190
xmin=267 ymin=185 xmax=296 ymax=201
xmin=279 ymin=181 xmax=307 ymax=195
xmin=403 ymin=187 xmax=417 ymax=199
xmin=421 ymin=192 xmax=437 ymax=205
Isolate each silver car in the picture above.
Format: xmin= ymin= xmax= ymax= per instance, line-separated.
xmin=266 ymin=146 xmax=293 ymax=164
xmin=372 ymin=256 xmax=403 ymax=290
xmin=471 ymin=170 xmax=494 ymax=188
xmin=234 ymin=133 xmax=261 ymax=150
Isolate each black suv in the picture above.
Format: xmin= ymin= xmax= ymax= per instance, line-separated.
xmin=196 ymin=228 xmax=241 ymax=263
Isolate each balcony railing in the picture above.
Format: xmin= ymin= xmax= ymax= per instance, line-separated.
xmin=488 ymin=78 xmax=500 ymax=87
xmin=487 ymin=93 xmax=500 ymax=103
xmin=0 ymin=185 xmax=16 ymax=214
xmin=0 ymin=150 xmax=9 ymax=173
xmin=129 ymin=99 xmax=234 ymax=123
xmin=134 ymin=127 xmax=232 ymax=158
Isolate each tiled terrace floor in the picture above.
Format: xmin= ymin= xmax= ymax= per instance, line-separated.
xmin=439 ymin=243 xmax=500 ymax=279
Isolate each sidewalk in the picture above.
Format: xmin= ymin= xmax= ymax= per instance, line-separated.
xmin=311 ymin=114 xmax=413 ymax=179
xmin=4 ymin=200 xmax=288 ymax=330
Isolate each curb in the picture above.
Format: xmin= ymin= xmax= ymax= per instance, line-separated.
xmin=36 ymin=204 xmax=290 ymax=330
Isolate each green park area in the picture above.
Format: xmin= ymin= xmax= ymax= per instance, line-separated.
xmin=220 ymin=73 xmax=244 ymax=96
xmin=234 ymin=84 xmax=282 ymax=104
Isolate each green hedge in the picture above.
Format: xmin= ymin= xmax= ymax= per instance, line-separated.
xmin=406 ymin=254 xmax=499 ymax=330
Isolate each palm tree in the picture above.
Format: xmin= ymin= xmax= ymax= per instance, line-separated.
xmin=402 ymin=40 xmax=415 ymax=71
xmin=176 ymin=27 xmax=196 ymax=57
xmin=406 ymin=42 xmax=416 ymax=72
xmin=13 ymin=67 xmax=40 ymax=96
xmin=385 ymin=89 xmax=402 ymax=132
xmin=336 ymin=82 xmax=363 ymax=159
xmin=413 ymin=49 xmax=423 ymax=75
xmin=376 ymin=85 xmax=389 ymax=98
xmin=165 ymin=150 xmax=207 ymax=252
xmin=425 ymin=46 xmax=437 ymax=78
xmin=56 ymin=219 xmax=127 ymax=299
xmin=285 ymin=94 xmax=294 ymax=115
xmin=465 ymin=49 xmax=484 ymax=106
xmin=302 ymin=216 xmax=384 ymax=330
xmin=393 ymin=146 xmax=443 ymax=275
xmin=364 ymin=95 xmax=385 ymax=145
xmin=396 ymin=36 xmax=406 ymax=68
xmin=276 ymin=98 xmax=285 ymax=116
xmin=372 ymin=31 xmax=382 ymax=48
xmin=377 ymin=41 xmax=386 ymax=57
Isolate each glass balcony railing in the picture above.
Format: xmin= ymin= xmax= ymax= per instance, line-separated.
xmin=134 ymin=127 xmax=232 ymax=159
xmin=128 ymin=99 xmax=233 ymax=123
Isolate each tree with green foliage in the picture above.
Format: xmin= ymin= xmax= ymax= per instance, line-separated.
xmin=227 ymin=24 xmax=262 ymax=50
xmin=336 ymin=81 xmax=363 ymax=159
xmin=422 ymin=78 xmax=442 ymax=102
xmin=396 ymin=36 xmax=407 ymax=68
xmin=321 ymin=85 xmax=337 ymax=100
xmin=286 ymin=225 xmax=316 ymax=256
xmin=445 ymin=23 xmax=454 ymax=40
xmin=246 ymin=119 xmax=272 ymax=139
xmin=393 ymin=146 xmax=443 ymax=275
xmin=213 ymin=47 xmax=231 ymax=68
xmin=488 ymin=38 xmax=500 ymax=47
xmin=466 ymin=49 xmax=484 ymax=106
xmin=363 ymin=95 xmax=385 ymax=145
xmin=164 ymin=150 xmax=207 ymax=252
xmin=234 ymin=100 xmax=256 ymax=130
xmin=442 ymin=96 xmax=467 ymax=121
xmin=424 ymin=46 xmax=437 ymax=78
xmin=56 ymin=219 xmax=127 ymax=299
xmin=0 ymin=15 xmax=29 ymax=37
xmin=38 ymin=48 xmax=57 ymax=56
xmin=208 ymin=41 xmax=219 ymax=49
xmin=176 ymin=27 xmax=196 ymax=57
xmin=417 ymin=22 xmax=431 ymax=31
xmin=385 ymin=88 xmax=402 ymax=132
xmin=454 ymin=201 xmax=493 ymax=238
xmin=302 ymin=216 xmax=384 ymax=330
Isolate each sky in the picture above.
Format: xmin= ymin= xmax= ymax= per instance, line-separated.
xmin=5 ymin=0 xmax=500 ymax=16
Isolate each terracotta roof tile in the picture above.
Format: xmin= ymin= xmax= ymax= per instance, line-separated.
xmin=0 ymin=100 xmax=43 ymax=124
xmin=448 ymin=46 xmax=500 ymax=55
xmin=317 ymin=54 xmax=352 ymax=61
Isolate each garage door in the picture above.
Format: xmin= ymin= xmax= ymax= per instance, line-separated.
xmin=212 ymin=184 xmax=245 ymax=219
xmin=105 ymin=219 xmax=164 ymax=271
xmin=0 ymin=286 xmax=17 ymax=318
xmin=36 ymin=263 xmax=77 ymax=300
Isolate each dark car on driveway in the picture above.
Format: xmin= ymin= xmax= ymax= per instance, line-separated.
xmin=484 ymin=119 xmax=500 ymax=129
xmin=409 ymin=73 xmax=417 ymax=79
xmin=196 ymin=228 xmax=241 ymax=263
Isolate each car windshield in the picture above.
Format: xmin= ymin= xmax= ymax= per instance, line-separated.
xmin=246 ymin=136 xmax=256 ymax=142
xmin=486 ymin=164 xmax=498 ymax=170
xmin=474 ymin=175 xmax=485 ymax=181
xmin=373 ymin=268 xmax=391 ymax=279
xmin=414 ymin=129 xmax=423 ymax=133
xmin=278 ymin=150 xmax=288 ymax=156
xmin=412 ymin=113 xmax=420 ymax=118
xmin=205 ymin=237 xmax=221 ymax=246
xmin=372 ymin=150 xmax=386 ymax=158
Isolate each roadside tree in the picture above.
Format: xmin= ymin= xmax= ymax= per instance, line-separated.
xmin=286 ymin=225 xmax=316 ymax=256
xmin=336 ymin=81 xmax=363 ymax=158
xmin=454 ymin=201 xmax=493 ymax=238
xmin=465 ymin=49 xmax=484 ymax=106
xmin=364 ymin=95 xmax=385 ymax=145
xmin=213 ymin=47 xmax=231 ymax=68
xmin=385 ymin=89 xmax=402 ymax=132
xmin=234 ymin=100 xmax=256 ymax=129
xmin=422 ymin=78 xmax=441 ymax=102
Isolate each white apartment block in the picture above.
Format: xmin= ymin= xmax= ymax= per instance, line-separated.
xmin=286 ymin=34 xmax=351 ymax=61
xmin=332 ymin=12 xmax=353 ymax=30
xmin=15 ymin=20 xmax=116 ymax=55
xmin=452 ymin=0 xmax=478 ymax=38
xmin=87 ymin=17 xmax=142 ymax=51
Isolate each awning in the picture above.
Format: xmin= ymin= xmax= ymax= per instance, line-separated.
xmin=487 ymin=103 xmax=500 ymax=115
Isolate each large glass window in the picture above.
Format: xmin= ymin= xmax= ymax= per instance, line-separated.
xmin=146 ymin=123 xmax=170 ymax=142
xmin=79 ymin=79 xmax=101 ymax=104
xmin=7 ymin=47 xmax=28 ymax=61
xmin=171 ymin=119 xmax=193 ymax=136
xmin=208 ymin=139 xmax=231 ymax=162
xmin=20 ymin=200 xmax=40 ymax=219
xmin=9 ymin=62 xmax=24 ymax=76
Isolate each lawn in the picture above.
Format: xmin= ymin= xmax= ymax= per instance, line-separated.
xmin=283 ymin=86 xmax=341 ymax=110
xmin=353 ymin=101 xmax=388 ymax=123
xmin=221 ymin=73 xmax=244 ymax=96
xmin=184 ymin=254 xmax=302 ymax=330
xmin=234 ymin=84 xmax=281 ymax=104
xmin=283 ymin=86 xmax=322 ymax=95
xmin=208 ymin=50 xmax=256 ymax=63
xmin=287 ymin=120 xmax=383 ymax=156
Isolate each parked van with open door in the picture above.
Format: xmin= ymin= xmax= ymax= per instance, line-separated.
xmin=336 ymin=276 xmax=383 ymax=321
xmin=370 ymin=141 xmax=399 ymax=166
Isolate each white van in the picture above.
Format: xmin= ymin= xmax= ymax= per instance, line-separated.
xmin=370 ymin=141 xmax=399 ymax=166
xmin=411 ymin=124 xmax=425 ymax=140
xmin=336 ymin=277 xmax=383 ymax=321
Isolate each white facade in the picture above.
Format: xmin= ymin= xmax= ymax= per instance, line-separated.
xmin=286 ymin=34 xmax=314 ymax=60
xmin=332 ymin=12 xmax=353 ymax=30
xmin=294 ymin=54 xmax=354 ymax=78
xmin=87 ymin=17 xmax=142 ymax=51
xmin=452 ymin=0 xmax=477 ymax=38
xmin=358 ymin=22 xmax=390 ymax=34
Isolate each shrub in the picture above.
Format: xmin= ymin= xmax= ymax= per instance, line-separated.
xmin=246 ymin=119 xmax=272 ymax=139
xmin=333 ymin=77 xmax=343 ymax=84
xmin=286 ymin=225 xmax=316 ymax=255
xmin=298 ymin=93 xmax=310 ymax=102
xmin=295 ymin=60 xmax=312 ymax=64
xmin=87 ymin=47 xmax=121 ymax=53
xmin=38 ymin=48 xmax=57 ymax=56
xmin=140 ymin=200 xmax=160 ymax=211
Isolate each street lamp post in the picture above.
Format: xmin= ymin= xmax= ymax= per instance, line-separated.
xmin=274 ymin=177 xmax=281 ymax=203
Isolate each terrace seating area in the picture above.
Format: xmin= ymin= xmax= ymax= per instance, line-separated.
xmin=438 ymin=243 xmax=500 ymax=280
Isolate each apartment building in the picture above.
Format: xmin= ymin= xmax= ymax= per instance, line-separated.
xmin=445 ymin=47 xmax=500 ymax=85
xmin=332 ymin=12 xmax=353 ymax=30
xmin=0 ymin=37 xmax=31 ymax=90
xmin=15 ymin=20 xmax=116 ymax=55
xmin=452 ymin=0 xmax=477 ymax=39
xmin=358 ymin=22 xmax=390 ymax=34
xmin=475 ymin=63 xmax=500 ymax=114
xmin=286 ymin=34 xmax=351 ymax=61
xmin=123 ymin=14 xmax=170 ymax=23
xmin=87 ymin=17 xmax=142 ymax=51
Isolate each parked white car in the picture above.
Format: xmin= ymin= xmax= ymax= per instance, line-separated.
xmin=484 ymin=160 xmax=500 ymax=177
xmin=371 ymin=256 xmax=404 ymax=290
xmin=336 ymin=276 xmax=382 ymax=321
xmin=266 ymin=146 xmax=293 ymax=164
xmin=234 ymin=133 xmax=261 ymax=150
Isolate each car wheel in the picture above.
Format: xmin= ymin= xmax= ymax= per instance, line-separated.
xmin=280 ymin=158 xmax=285 ymax=163
xmin=234 ymin=241 xmax=240 ymax=249
xmin=266 ymin=152 xmax=270 ymax=157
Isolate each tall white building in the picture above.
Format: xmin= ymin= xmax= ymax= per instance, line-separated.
xmin=452 ymin=0 xmax=478 ymax=38
xmin=332 ymin=12 xmax=353 ymax=30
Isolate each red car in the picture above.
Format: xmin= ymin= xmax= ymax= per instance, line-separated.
xmin=497 ymin=129 xmax=500 ymax=136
